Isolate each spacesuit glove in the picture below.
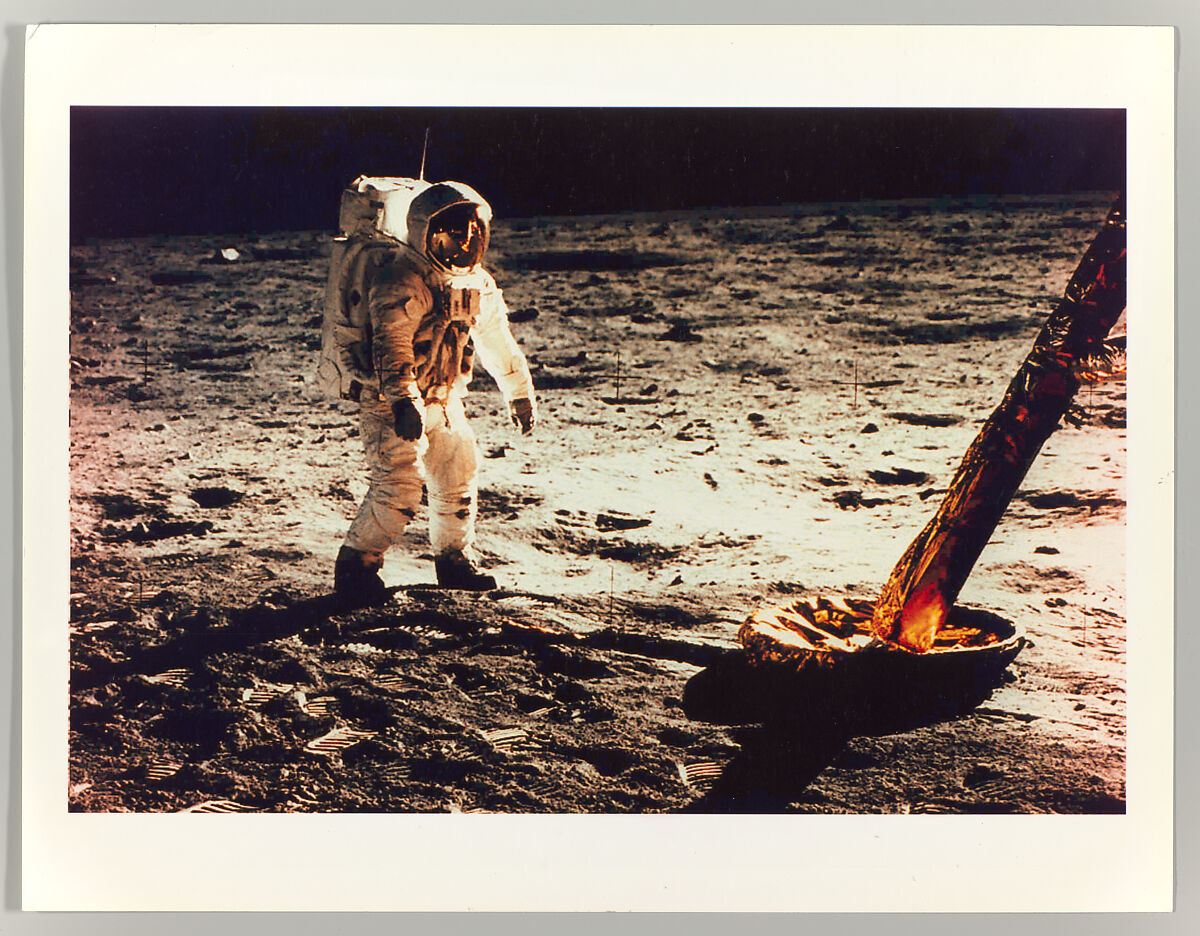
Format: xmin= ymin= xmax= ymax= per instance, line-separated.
xmin=510 ymin=397 xmax=536 ymax=435
xmin=392 ymin=398 xmax=424 ymax=441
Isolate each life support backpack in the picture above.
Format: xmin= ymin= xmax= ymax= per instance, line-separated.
xmin=317 ymin=178 xmax=426 ymax=401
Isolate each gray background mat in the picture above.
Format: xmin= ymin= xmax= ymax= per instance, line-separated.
xmin=3 ymin=0 xmax=1194 ymax=932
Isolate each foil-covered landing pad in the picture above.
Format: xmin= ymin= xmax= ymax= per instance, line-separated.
xmin=685 ymin=600 xmax=1024 ymax=729
xmin=741 ymin=596 xmax=1023 ymax=672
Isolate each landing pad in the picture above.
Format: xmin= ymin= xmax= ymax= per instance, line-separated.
xmin=740 ymin=596 xmax=1025 ymax=675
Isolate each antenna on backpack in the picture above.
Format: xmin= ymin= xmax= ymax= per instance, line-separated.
xmin=419 ymin=128 xmax=430 ymax=182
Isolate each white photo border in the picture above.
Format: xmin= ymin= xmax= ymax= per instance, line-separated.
xmin=22 ymin=23 xmax=1176 ymax=912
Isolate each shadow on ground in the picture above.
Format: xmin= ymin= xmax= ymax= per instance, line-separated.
xmin=680 ymin=621 xmax=1022 ymax=812
xmin=70 ymin=587 xmax=407 ymax=692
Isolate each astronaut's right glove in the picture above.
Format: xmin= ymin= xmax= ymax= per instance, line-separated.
xmin=510 ymin=397 xmax=536 ymax=435
xmin=392 ymin=398 xmax=424 ymax=441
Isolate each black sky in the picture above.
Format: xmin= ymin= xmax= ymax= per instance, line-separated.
xmin=70 ymin=107 xmax=1125 ymax=240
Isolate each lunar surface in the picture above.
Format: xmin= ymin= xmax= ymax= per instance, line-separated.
xmin=67 ymin=192 xmax=1127 ymax=813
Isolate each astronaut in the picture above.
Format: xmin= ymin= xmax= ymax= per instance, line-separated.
xmin=318 ymin=176 xmax=537 ymax=599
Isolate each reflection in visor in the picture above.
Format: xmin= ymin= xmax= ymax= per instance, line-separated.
xmin=426 ymin=204 xmax=488 ymax=271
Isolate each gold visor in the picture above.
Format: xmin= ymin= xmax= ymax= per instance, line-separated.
xmin=426 ymin=204 xmax=488 ymax=271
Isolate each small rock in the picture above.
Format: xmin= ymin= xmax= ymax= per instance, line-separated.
xmin=596 ymin=512 xmax=652 ymax=532
xmin=861 ymin=422 xmax=879 ymax=433
xmin=201 ymin=247 xmax=240 ymax=264
xmin=868 ymin=467 xmax=930 ymax=486
xmin=657 ymin=322 xmax=702 ymax=343
xmin=889 ymin=411 xmax=962 ymax=428
xmin=832 ymin=490 xmax=888 ymax=510
xmin=189 ymin=486 xmax=244 ymax=509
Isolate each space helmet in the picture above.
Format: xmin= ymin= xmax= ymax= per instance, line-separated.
xmin=407 ymin=182 xmax=492 ymax=274
xmin=340 ymin=176 xmax=492 ymax=274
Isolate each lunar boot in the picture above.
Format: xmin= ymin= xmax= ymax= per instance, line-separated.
xmin=434 ymin=549 xmax=497 ymax=591
xmin=334 ymin=545 xmax=388 ymax=603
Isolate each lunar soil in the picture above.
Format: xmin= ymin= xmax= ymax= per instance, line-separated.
xmin=66 ymin=193 xmax=1127 ymax=814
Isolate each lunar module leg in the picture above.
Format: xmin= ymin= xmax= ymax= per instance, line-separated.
xmin=871 ymin=196 xmax=1127 ymax=651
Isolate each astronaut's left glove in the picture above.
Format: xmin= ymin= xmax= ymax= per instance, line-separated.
xmin=510 ymin=397 xmax=536 ymax=436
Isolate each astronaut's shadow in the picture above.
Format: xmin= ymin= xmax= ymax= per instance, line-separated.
xmin=679 ymin=650 xmax=1014 ymax=812
xmin=72 ymin=587 xmax=404 ymax=692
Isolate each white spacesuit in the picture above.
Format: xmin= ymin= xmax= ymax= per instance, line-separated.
xmin=319 ymin=176 xmax=537 ymax=597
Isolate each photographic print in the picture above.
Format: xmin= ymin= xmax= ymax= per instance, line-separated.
xmin=24 ymin=25 xmax=1174 ymax=911
xmin=66 ymin=105 xmax=1129 ymax=816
